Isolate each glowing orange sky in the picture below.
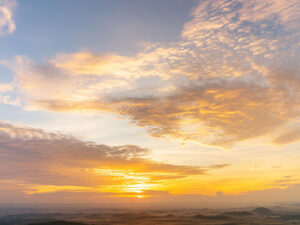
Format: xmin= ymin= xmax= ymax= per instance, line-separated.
xmin=0 ymin=0 xmax=300 ymax=205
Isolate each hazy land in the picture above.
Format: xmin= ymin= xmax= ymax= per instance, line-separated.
xmin=1 ymin=204 xmax=300 ymax=225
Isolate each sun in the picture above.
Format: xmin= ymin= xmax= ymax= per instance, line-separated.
xmin=137 ymin=195 xmax=144 ymax=199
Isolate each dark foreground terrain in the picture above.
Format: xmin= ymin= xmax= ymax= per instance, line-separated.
xmin=1 ymin=205 xmax=300 ymax=225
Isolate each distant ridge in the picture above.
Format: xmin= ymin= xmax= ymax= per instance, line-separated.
xmin=251 ymin=207 xmax=273 ymax=215
xmin=223 ymin=211 xmax=252 ymax=216
xmin=27 ymin=221 xmax=88 ymax=225
xmin=194 ymin=214 xmax=229 ymax=220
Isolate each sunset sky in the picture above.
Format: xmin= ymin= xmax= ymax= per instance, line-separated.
xmin=0 ymin=0 xmax=300 ymax=206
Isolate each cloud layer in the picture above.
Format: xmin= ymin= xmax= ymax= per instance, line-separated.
xmin=7 ymin=0 xmax=300 ymax=146
xmin=0 ymin=121 xmax=221 ymax=198
xmin=2 ymin=121 xmax=299 ymax=203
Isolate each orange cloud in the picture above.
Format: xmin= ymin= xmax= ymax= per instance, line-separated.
xmin=273 ymin=127 xmax=300 ymax=145
xmin=50 ymin=52 xmax=133 ymax=76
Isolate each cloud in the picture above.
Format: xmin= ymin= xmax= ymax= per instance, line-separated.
xmin=0 ymin=94 xmax=20 ymax=106
xmin=0 ymin=121 xmax=219 ymax=199
xmin=1 ymin=122 xmax=300 ymax=204
xmin=273 ymin=127 xmax=300 ymax=145
xmin=50 ymin=52 xmax=135 ymax=77
xmin=0 ymin=82 xmax=20 ymax=106
xmin=0 ymin=0 xmax=17 ymax=35
xmin=7 ymin=0 xmax=300 ymax=146
xmin=0 ymin=82 xmax=13 ymax=93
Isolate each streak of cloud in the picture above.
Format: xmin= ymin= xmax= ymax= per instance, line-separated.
xmin=273 ymin=127 xmax=300 ymax=145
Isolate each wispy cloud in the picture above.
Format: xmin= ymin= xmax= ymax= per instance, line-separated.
xmin=7 ymin=0 xmax=300 ymax=146
xmin=0 ymin=0 xmax=17 ymax=35
xmin=0 ymin=82 xmax=13 ymax=93
xmin=0 ymin=82 xmax=19 ymax=106
xmin=273 ymin=127 xmax=300 ymax=145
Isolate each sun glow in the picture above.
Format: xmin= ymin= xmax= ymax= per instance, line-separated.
xmin=88 ymin=168 xmax=162 ymax=196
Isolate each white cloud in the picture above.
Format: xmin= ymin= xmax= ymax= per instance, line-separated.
xmin=0 ymin=0 xmax=17 ymax=35
xmin=0 ymin=82 xmax=13 ymax=93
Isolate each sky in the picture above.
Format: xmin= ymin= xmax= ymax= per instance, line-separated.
xmin=0 ymin=0 xmax=300 ymax=206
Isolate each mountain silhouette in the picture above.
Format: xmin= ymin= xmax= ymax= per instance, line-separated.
xmin=251 ymin=207 xmax=273 ymax=215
